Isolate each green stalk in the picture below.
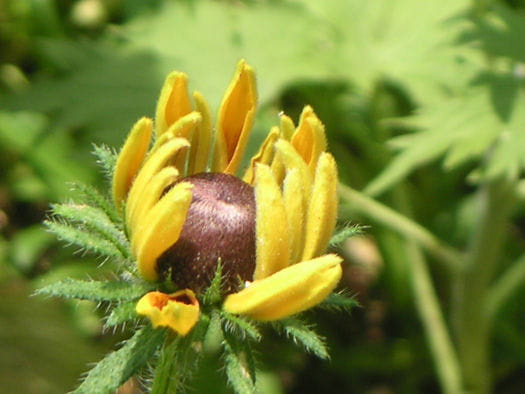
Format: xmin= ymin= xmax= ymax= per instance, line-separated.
xmin=339 ymin=184 xmax=461 ymax=271
xmin=151 ymin=316 xmax=210 ymax=394
xmin=452 ymin=178 xmax=516 ymax=394
xmin=339 ymin=183 xmax=463 ymax=394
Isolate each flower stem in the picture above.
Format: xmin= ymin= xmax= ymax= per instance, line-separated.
xmin=151 ymin=315 xmax=210 ymax=394
xmin=452 ymin=178 xmax=517 ymax=394
xmin=338 ymin=183 xmax=462 ymax=271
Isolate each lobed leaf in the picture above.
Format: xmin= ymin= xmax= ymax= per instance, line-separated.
xmin=105 ymin=302 xmax=138 ymax=328
xmin=329 ymin=224 xmax=364 ymax=247
xmin=70 ymin=182 xmax=121 ymax=225
xmin=74 ymin=325 xmax=165 ymax=394
xmin=320 ymin=291 xmax=359 ymax=312
xmin=93 ymin=144 xmax=118 ymax=180
xmin=220 ymin=312 xmax=262 ymax=342
xmin=36 ymin=278 xmax=153 ymax=302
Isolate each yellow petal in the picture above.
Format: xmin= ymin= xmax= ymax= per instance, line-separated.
xmin=242 ymin=126 xmax=279 ymax=185
xmin=155 ymin=72 xmax=192 ymax=137
xmin=253 ymin=164 xmax=290 ymax=280
xmin=161 ymin=112 xmax=202 ymax=175
xmin=127 ymin=166 xmax=179 ymax=232
xmin=282 ymin=168 xmax=306 ymax=265
xmin=136 ymin=290 xmax=200 ymax=336
xmin=126 ymin=137 xmax=190 ymax=230
xmin=212 ymin=59 xmax=257 ymax=174
xmin=134 ymin=182 xmax=193 ymax=281
xmin=291 ymin=106 xmax=327 ymax=174
xmin=187 ymin=91 xmax=212 ymax=174
xmin=302 ymin=153 xmax=338 ymax=260
xmin=223 ymin=254 xmax=342 ymax=321
xmin=112 ymin=117 xmax=153 ymax=208
xmin=274 ymin=139 xmax=312 ymax=194
xmin=279 ymin=113 xmax=295 ymax=140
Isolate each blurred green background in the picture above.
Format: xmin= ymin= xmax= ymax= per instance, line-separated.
xmin=1 ymin=0 xmax=525 ymax=393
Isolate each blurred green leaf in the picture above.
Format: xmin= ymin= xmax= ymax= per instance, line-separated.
xmin=8 ymin=224 xmax=54 ymax=273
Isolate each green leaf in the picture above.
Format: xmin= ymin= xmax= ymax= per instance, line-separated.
xmin=105 ymin=302 xmax=138 ymax=328
xmin=221 ymin=328 xmax=257 ymax=394
xmin=320 ymin=291 xmax=360 ymax=313
xmin=50 ymin=203 xmax=129 ymax=258
xmin=74 ymin=325 xmax=165 ymax=394
xmin=45 ymin=220 xmax=123 ymax=259
xmin=36 ymin=279 xmax=153 ymax=302
xmin=220 ymin=312 xmax=261 ymax=342
xmin=274 ymin=318 xmax=329 ymax=360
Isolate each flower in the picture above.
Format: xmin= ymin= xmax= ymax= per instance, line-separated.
xmin=112 ymin=60 xmax=342 ymax=335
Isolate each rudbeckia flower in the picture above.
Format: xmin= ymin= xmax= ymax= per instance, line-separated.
xmin=112 ymin=60 xmax=342 ymax=336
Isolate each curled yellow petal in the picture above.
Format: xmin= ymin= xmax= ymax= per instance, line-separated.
xmin=127 ymin=166 xmax=179 ymax=232
xmin=112 ymin=117 xmax=153 ymax=208
xmin=302 ymin=153 xmax=338 ymax=260
xmin=134 ymin=182 xmax=193 ymax=281
xmin=223 ymin=254 xmax=342 ymax=321
xmin=136 ymin=290 xmax=200 ymax=336
xmin=291 ymin=106 xmax=327 ymax=174
xmin=213 ymin=59 xmax=257 ymax=174
xmin=253 ymin=164 xmax=290 ymax=280
xmin=126 ymin=137 xmax=190 ymax=229
xmin=155 ymin=72 xmax=192 ymax=137
xmin=279 ymin=113 xmax=295 ymax=140
xmin=187 ymin=91 xmax=212 ymax=174
xmin=242 ymin=126 xmax=279 ymax=185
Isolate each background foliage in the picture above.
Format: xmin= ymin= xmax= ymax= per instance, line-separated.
xmin=1 ymin=0 xmax=525 ymax=392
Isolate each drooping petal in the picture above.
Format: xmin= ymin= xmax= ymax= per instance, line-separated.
xmin=126 ymin=137 xmax=190 ymax=230
xmin=253 ymin=164 xmax=290 ymax=280
xmin=212 ymin=59 xmax=257 ymax=174
xmin=302 ymin=153 xmax=338 ymax=260
xmin=136 ymin=290 xmax=200 ymax=335
xmin=282 ymin=168 xmax=306 ymax=265
xmin=155 ymin=72 xmax=193 ymax=137
xmin=134 ymin=182 xmax=193 ymax=281
xmin=223 ymin=254 xmax=342 ymax=321
xmin=187 ymin=91 xmax=212 ymax=174
xmin=112 ymin=117 xmax=153 ymax=208
xmin=291 ymin=106 xmax=327 ymax=174
xmin=242 ymin=126 xmax=279 ymax=185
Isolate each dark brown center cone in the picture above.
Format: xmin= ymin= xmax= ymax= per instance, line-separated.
xmin=157 ymin=172 xmax=256 ymax=294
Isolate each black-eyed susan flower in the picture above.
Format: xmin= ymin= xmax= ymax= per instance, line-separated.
xmin=111 ymin=60 xmax=342 ymax=336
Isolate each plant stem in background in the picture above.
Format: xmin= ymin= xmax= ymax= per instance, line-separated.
xmin=339 ymin=183 xmax=463 ymax=394
xmin=452 ymin=177 xmax=517 ymax=394
xmin=338 ymin=184 xmax=462 ymax=271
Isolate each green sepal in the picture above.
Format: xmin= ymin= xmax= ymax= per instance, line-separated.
xmin=92 ymin=144 xmax=117 ymax=180
xmin=221 ymin=324 xmax=257 ymax=394
xmin=202 ymin=260 xmax=223 ymax=306
xmin=44 ymin=220 xmax=123 ymax=259
xmin=105 ymin=301 xmax=138 ymax=328
xmin=50 ymin=203 xmax=129 ymax=258
xmin=329 ymin=223 xmax=364 ymax=247
xmin=220 ymin=311 xmax=262 ymax=342
xmin=273 ymin=317 xmax=329 ymax=360
xmin=320 ymin=291 xmax=359 ymax=313
xmin=73 ymin=325 xmax=165 ymax=394
xmin=70 ymin=182 xmax=121 ymax=225
xmin=36 ymin=278 xmax=154 ymax=302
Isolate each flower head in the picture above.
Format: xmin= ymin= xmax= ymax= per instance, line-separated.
xmin=112 ymin=60 xmax=342 ymax=335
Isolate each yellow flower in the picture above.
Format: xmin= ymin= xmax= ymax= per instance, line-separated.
xmin=112 ymin=60 xmax=342 ymax=335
